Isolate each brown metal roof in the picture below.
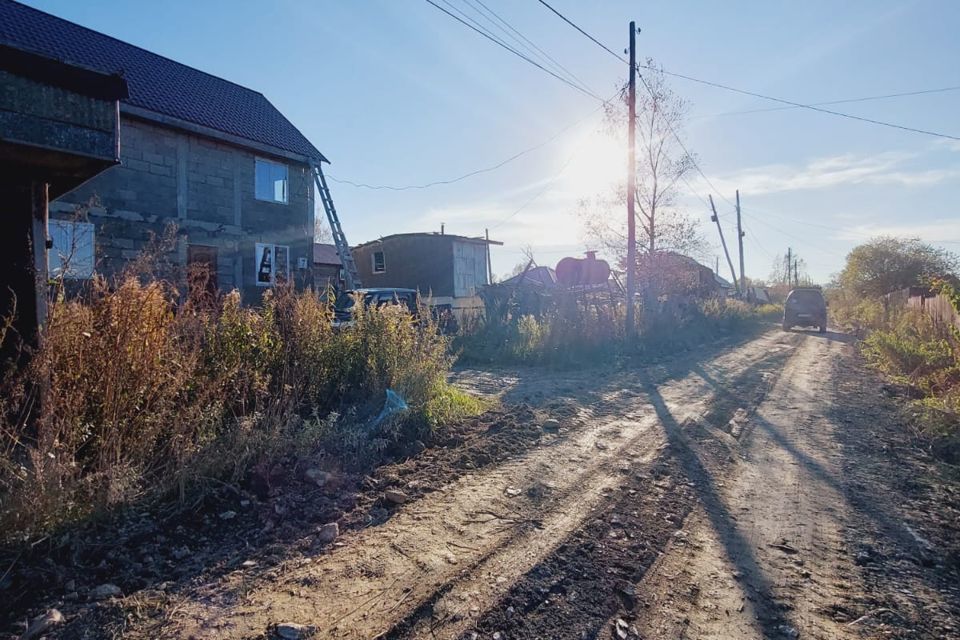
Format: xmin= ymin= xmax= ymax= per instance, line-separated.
xmin=313 ymin=243 xmax=342 ymax=266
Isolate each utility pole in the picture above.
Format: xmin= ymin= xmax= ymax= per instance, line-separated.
xmin=709 ymin=195 xmax=739 ymax=295
xmin=785 ymin=247 xmax=792 ymax=286
xmin=485 ymin=228 xmax=493 ymax=284
xmin=794 ymin=259 xmax=799 ymax=287
xmin=624 ymin=21 xmax=637 ymax=338
xmin=735 ymin=190 xmax=745 ymax=298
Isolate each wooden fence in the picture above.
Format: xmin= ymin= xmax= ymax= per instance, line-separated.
xmin=885 ymin=287 xmax=960 ymax=331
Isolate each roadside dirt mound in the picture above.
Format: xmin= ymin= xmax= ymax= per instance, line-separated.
xmin=829 ymin=359 xmax=960 ymax=638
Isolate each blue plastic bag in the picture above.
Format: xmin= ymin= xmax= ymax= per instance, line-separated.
xmin=371 ymin=389 xmax=408 ymax=428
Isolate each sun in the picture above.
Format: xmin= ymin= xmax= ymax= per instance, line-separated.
xmin=565 ymin=128 xmax=626 ymax=196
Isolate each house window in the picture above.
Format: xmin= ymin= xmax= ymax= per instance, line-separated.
xmin=48 ymin=219 xmax=95 ymax=279
xmin=255 ymin=158 xmax=288 ymax=204
xmin=372 ymin=250 xmax=386 ymax=273
xmin=255 ymin=243 xmax=290 ymax=286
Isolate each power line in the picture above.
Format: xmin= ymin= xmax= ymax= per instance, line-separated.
xmin=530 ymin=3 xmax=738 ymax=210
xmin=327 ymin=90 xmax=616 ymax=191
xmin=489 ymin=116 xmax=601 ymax=230
xmin=424 ymin=0 xmax=603 ymax=101
xmin=695 ymin=85 xmax=960 ymax=120
xmin=737 ymin=209 xmax=837 ymax=257
xmin=536 ymin=0 xmax=627 ymax=63
xmin=644 ymin=64 xmax=960 ymax=142
xmin=636 ymin=70 xmax=738 ymax=209
xmin=467 ymin=0 xmax=593 ymax=95
xmin=533 ymin=1 xmax=960 ymax=141
xmin=444 ymin=0 xmax=588 ymax=93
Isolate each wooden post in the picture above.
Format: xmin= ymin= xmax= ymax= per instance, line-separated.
xmin=624 ymin=21 xmax=638 ymax=338
xmin=709 ymin=195 xmax=739 ymax=295
xmin=485 ymin=228 xmax=493 ymax=284
xmin=736 ymin=190 xmax=745 ymax=298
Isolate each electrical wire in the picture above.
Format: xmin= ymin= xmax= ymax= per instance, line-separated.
xmin=536 ymin=0 xmax=627 ymax=63
xmin=534 ymin=1 xmax=960 ymax=141
xmin=695 ymin=85 xmax=960 ymax=120
xmin=442 ymin=0 xmax=586 ymax=93
xmin=645 ymin=64 xmax=960 ymax=142
xmin=488 ymin=108 xmax=606 ymax=230
xmin=466 ymin=0 xmax=593 ymax=95
xmin=424 ymin=0 xmax=603 ymax=101
xmin=327 ymin=89 xmax=617 ymax=191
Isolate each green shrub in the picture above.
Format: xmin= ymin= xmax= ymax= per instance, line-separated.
xmin=861 ymin=310 xmax=958 ymax=395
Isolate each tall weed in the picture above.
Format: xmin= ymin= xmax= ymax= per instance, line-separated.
xmin=0 ymin=278 xmax=463 ymax=543
xmin=458 ymin=295 xmax=769 ymax=367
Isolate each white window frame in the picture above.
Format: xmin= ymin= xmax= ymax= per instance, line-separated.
xmin=254 ymin=157 xmax=289 ymax=204
xmin=372 ymin=250 xmax=386 ymax=274
xmin=48 ymin=219 xmax=95 ymax=279
xmin=255 ymin=242 xmax=291 ymax=287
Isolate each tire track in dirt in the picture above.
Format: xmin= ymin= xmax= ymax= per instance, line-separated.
xmin=443 ymin=335 xmax=796 ymax=640
xmin=157 ymin=330 xmax=800 ymax=639
xmin=630 ymin=333 xmax=859 ymax=640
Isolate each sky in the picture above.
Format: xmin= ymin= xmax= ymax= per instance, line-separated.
xmin=23 ymin=0 xmax=960 ymax=283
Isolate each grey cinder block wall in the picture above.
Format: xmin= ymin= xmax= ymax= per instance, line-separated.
xmin=50 ymin=116 xmax=315 ymax=303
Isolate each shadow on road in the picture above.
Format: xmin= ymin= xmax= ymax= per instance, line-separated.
xmin=783 ymin=328 xmax=855 ymax=344
xmin=640 ymin=373 xmax=795 ymax=639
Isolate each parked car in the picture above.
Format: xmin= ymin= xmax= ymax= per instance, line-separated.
xmin=783 ymin=287 xmax=827 ymax=333
xmin=332 ymin=288 xmax=458 ymax=333
xmin=333 ymin=288 xmax=418 ymax=328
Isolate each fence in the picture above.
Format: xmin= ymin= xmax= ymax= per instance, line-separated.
xmin=885 ymin=287 xmax=960 ymax=331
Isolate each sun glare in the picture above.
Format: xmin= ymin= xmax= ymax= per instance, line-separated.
xmin=566 ymin=129 xmax=625 ymax=196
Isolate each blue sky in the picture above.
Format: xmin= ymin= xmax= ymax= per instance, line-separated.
xmin=24 ymin=0 xmax=960 ymax=283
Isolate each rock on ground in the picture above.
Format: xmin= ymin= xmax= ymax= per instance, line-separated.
xmin=384 ymin=489 xmax=408 ymax=505
xmin=276 ymin=621 xmax=316 ymax=639
xmin=20 ymin=609 xmax=63 ymax=640
xmin=316 ymin=522 xmax=339 ymax=544
xmin=89 ymin=584 xmax=121 ymax=600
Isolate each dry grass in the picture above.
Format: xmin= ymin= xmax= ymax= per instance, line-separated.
xmin=457 ymin=294 xmax=771 ymax=366
xmin=0 ymin=270 xmax=464 ymax=544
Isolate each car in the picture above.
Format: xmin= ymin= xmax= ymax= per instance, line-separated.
xmin=333 ymin=288 xmax=419 ymax=328
xmin=783 ymin=287 xmax=827 ymax=333
xmin=331 ymin=288 xmax=459 ymax=333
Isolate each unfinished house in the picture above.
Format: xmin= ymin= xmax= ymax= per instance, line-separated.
xmin=0 ymin=0 xmax=327 ymax=302
xmin=352 ymin=232 xmax=501 ymax=316
xmin=0 ymin=41 xmax=126 ymax=360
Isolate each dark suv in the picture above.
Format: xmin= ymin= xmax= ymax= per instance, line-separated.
xmin=783 ymin=287 xmax=827 ymax=333
xmin=333 ymin=288 xmax=418 ymax=328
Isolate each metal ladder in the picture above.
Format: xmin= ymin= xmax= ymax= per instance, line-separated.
xmin=311 ymin=160 xmax=361 ymax=290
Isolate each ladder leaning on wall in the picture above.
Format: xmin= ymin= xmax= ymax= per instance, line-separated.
xmin=310 ymin=160 xmax=361 ymax=291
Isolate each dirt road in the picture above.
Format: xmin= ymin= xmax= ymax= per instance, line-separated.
xmin=37 ymin=328 xmax=960 ymax=639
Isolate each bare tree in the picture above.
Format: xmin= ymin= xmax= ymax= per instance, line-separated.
xmin=314 ymin=206 xmax=333 ymax=244
xmin=581 ymin=61 xmax=705 ymax=267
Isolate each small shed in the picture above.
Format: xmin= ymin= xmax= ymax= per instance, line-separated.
xmin=311 ymin=243 xmax=343 ymax=292
xmin=351 ymin=232 xmax=502 ymax=316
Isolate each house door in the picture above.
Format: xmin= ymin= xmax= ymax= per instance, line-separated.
xmin=187 ymin=245 xmax=218 ymax=300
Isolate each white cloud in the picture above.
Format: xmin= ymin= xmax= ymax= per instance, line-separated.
xmin=837 ymin=218 xmax=960 ymax=244
xmin=933 ymin=139 xmax=960 ymax=153
xmin=704 ymin=152 xmax=960 ymax=195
